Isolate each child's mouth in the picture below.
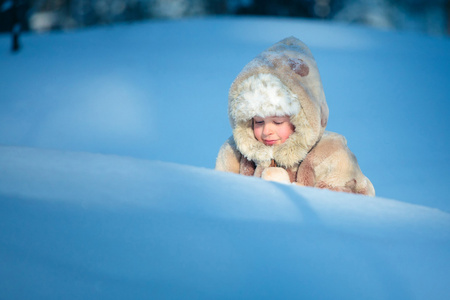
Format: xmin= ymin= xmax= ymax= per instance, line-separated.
xmin=264 ymin=140 xmax=278 ymax=146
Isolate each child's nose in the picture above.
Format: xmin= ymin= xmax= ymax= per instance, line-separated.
xmin=263 ymin=124 xmax=274 ymax=136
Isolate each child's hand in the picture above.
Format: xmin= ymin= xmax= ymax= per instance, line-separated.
xmin=261 ymin=167 xmax=291 ymax=184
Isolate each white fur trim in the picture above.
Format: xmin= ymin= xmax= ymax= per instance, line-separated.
xmin=231 ymin=73 xmax=300 ymax=122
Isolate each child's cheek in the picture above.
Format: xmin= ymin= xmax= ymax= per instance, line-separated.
xmin=253 ymin=127 xmax=262 ymax=142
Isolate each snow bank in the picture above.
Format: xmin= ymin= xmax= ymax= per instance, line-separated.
xmin=1 ymin=146 xmax=449 ymax=299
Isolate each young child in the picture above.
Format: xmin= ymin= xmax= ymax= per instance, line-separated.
xmin=215 ymin=36 xmax=375 ymax=196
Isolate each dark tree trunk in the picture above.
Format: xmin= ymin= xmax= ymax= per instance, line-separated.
xmin=11 ymin=0 xmax=22 ymax=52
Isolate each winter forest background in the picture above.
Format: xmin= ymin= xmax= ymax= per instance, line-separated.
xmin=2 ymin=0 xmax=450 ymax=40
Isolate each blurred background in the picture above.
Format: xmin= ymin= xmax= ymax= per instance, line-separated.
xmin=2 ymin=0 xmax=449 ymax=37
xmin=1 ymin=0 xmax=450 ymax=208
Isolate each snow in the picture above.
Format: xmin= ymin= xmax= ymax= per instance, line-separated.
xmin=1 ymin=16 xmax=450 ymax=298
xmin=1 ymin=145 xmax=449 ymax=299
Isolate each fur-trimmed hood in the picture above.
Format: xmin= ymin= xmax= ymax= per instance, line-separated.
xmin=228 ymin=36 xmax=329 ymax=168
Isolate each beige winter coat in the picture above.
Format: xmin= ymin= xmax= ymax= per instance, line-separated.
xmin=215 ymin=37 xmax=375 ymax=196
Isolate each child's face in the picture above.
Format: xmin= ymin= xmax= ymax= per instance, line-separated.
xmin=253 ymin=116 xmax=295 ymax=146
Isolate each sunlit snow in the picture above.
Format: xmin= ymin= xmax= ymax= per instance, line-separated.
xmin=0 ymin=16 xmax=449 ymax=299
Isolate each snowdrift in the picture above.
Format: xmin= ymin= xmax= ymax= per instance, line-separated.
xmin=1 ymin=145 xmax=449 ymax=299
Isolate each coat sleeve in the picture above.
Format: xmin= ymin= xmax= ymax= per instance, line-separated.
xmin=215 ymin=136 xmax=242 ymax=174
xmin=298 ymin=132 xmax=375 ymax=196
